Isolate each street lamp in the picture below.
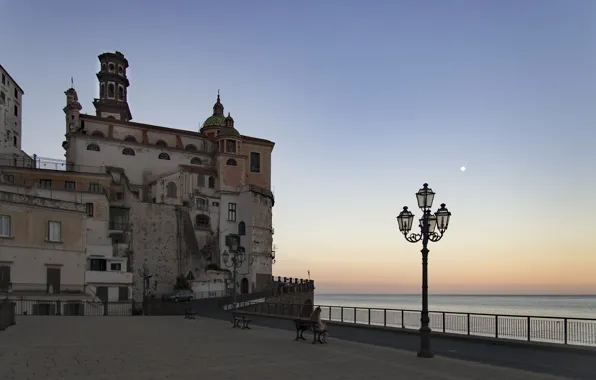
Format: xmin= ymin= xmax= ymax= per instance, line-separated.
xmin=222 ymin=242 xmax=245 ymax=305
xmin=396 ymin=183 xmax=451 ymax=358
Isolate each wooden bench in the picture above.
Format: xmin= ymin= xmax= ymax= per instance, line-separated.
xmin=184 ymin=307 xmax=196 ymax=319
xmin=232 ymin=312 xmax=252 ymax=329
xmin=293 ymin=319 xmax=328 ymax=344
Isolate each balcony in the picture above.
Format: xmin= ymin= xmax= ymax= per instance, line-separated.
xmin=0 ymin=282 xmax=85 ymax=294
xmin=86 ymin=270 xmax=132 ymax=284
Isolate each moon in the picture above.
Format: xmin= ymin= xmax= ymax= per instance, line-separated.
xmin=460 ymin=166 xmax=466 ymax=172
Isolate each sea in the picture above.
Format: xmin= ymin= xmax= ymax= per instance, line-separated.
xmin=314 ymin=294 xmax=596 ymax=319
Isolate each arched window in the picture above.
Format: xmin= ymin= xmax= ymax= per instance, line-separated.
xmin=238 ymin=221 xmax=246 ymax=235
xmin=100 ymin=83 xmax=105 ymax=98
xmin=122 ymin=148 xmax=135 ymax=156
xmin=190 ymin=157 xmax=201 ymax=165
xmin=101 ymin=63 xmax=106 ymax=71
xmin=91 ymin=131 xmax=104 ymax=137
xmin=124 ymin=135 xmax=136 ymax=142
xmin=185 ymin=144 xmax=197 ymax=152
xmin=197 ymin=175 xmax=205 ymax=187
xmin=108 ymin=83 xmax=115 ymax=98
xmin=118 ymin=66 xmax=123 ymax=74
xmin=155 ymin=140 xmax=167 ymax=148
xmin=166 ymin=182 xmax=177 ymax=198
xmin=118 ymin=86 xmax=124 ymax=100
xmin=158 ymin=153 xmax=170 ymax=160
xmin=226 ymin=158 xmax=237 ymax=166
xmin=108 ymin=63 xmax=115 ymax=72
xmin=86 ymin=143 xmax=100 ymax=151
xmin=195 ymin=214 xmax=210 ymax=229
xmin=208 ymin=176 xmax=215 ymax=189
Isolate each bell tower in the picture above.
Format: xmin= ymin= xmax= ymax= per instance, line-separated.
xmin=63 ymin=84 xmax=82 ymax=134
xmin=92 ymin=51 xmax=133 ymax=121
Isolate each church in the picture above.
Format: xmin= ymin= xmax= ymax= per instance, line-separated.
xmin=61 ymin=51 xmax=276 ymax=299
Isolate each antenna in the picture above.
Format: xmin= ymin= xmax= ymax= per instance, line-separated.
xmin=71 ymin=77 xmax=74 ymax=88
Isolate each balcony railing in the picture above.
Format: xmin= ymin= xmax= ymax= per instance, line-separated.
xmin=0 ymin=282 xmax=85 ymax=294
xmin=85 ymin=270 xmax=133 ymax=284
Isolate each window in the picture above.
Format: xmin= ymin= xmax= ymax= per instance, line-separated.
xmin=212 ymin=201 xmax=219 ymax=207
xmin=13 ymin=136 xmax=17 ymax=147
xmin=87 ymin=143 xmax=100 ymax=151
xmin=186 ymin=144 xmax=198 ymax=152
xmin=0 ymin=266 xmax=10 ymax=291
xmin=226 ymin=158 xmax=237 ymax=166
xmin=122 ymin=148 xmax=135 ymax=156
xmin=166 ymin=182 xmax=177 ymax=198
xmin=91 ymin=131 xmax=104 ymax=137
xmin=155 ymin=140 xmax=167 ymax=148
xmin=88 ymin=183 xmax=101 ymax=193
xmin=0 ymin=215 xmax=10 ymax=237
xmin=158 ymin=153 xmax=170 ymax=160
xmin=228 ymin=203 xmax=237 ymax=222
xmin=0 ymin=91 xmax=5 ymax=103
xmin=39 ymin=179 xmax=52 ymax=189
xmin=100 ymin=83 xmax=105 ymax=98
xmin=225 ymin=234 xmax=240 ymax=249
xmin=118 ymin=286 xmax=129 ymax=301
xmin=64 ymin=181 xmax=76 ymax=191
xmin=190 ymin=157 xmax=201 ymax=165
xmin=108 ymin=63 xmax=115 ymax=72
xmin=195 ymin=197 xmax=207 ymax=210
xmin=90 ymin=259 xmax=106 ymax=271
xmin=2 ymin=174 xmax=14 ymax=183
xmin=109 ymin=207 xmax=129 ymax=230
xmin=195 ymin=214 xmax=210 ymax=229
xmin=197 ymin=174 xmax=205 ymax=187
xmin=124 ymin=135 xmax=136 ymax=142
xmin=14 ymin=87 xmax=17 ymax=98
xmin=118 ymin=86 xmax=124 ymax=100
xmin=250 ymin=152 xmax=261 ymax=173
xmin=118 ymin=66 xmax=123 ymax=75
xmin=108 ymin=83 xmax=115 ymax=98
xmin=110 ymin=263 xmax=122 ymax=271
xmin=238 ymin=221 xmax=246 ymax=235
xmin=208 ymin=176 xmax=215 ymax=189
xmin=14 ymin=105 xmax=18 ymax=117
xmin=47 ymin=221 xmax=62 ymax=242
xmin=1 ymin=73 xmax=4 ymax=85
xmin=102 ymin=63 xmax=106 ymax=71
xmin=86 ymin=203 xmax=94 ymax=216
xmin=226 ymin=140 xmax=236 ymax=153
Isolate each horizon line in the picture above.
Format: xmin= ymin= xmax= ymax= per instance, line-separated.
xmin=316 ymin=293 xmax=596 ymax=297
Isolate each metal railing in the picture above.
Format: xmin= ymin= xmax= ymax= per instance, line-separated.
xmin=2 ymin=299 xmax=135 ymax=316
xmin=241 ymin=302 xmax=596 ymax=347
xmin=0 ymin=283 xmax=86 ymax=294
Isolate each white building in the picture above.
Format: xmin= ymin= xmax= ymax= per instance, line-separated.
xmin=61 ymin=51 xmax=276 ymax=297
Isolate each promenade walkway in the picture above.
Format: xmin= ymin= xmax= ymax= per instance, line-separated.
xmin=0 ymin=316 xmax=576 ymax=380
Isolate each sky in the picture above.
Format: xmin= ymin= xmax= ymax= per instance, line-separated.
xmin=3 ymin=0 xmax=596 ymax=295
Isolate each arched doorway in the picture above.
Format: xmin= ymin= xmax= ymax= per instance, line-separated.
xmin=301 ymin=299 xmax=313 ymax=318
xmin=241 ymin=278 xmax=249 ymax=294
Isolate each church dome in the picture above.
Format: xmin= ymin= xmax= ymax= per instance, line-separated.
xmin=202 ymin=93 xmax=226 ymax=128
xmin=218 ymin=126 xmax=240 ymax=137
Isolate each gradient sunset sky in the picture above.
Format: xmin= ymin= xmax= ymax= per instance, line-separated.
xmin=3 ymin=1 xmax=596 ymax=294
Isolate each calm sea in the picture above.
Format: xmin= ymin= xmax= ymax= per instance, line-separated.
xmin=314 ymin=294 xmax=596 ymax=319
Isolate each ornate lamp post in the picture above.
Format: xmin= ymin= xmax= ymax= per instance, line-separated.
xmin=222 ymin=243 xmax=245 ymax=305
xmin=397 ymin=183 xmax=451 ymax=358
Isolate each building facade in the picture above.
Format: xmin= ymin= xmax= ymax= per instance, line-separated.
xmin=0 ymin=165 xmax=133 ymax=315
xmin=61 ymin=51 xmax=276 ymax=299
xmin=0 ymin=64 xmax=26 ymax=158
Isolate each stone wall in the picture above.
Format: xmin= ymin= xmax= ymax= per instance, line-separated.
xmin=129 ymin=202 xmax=180 ymax=301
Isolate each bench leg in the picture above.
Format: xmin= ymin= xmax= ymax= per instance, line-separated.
xmin=312 ymin=332 xmax=318 ymax=344
xmin=299 ymin=329 xmax=306 ymax=340
xmin=243 ymin=321 xmax=251 ymax=329
xmin=295 ymin=327 xmax=301 ymax=341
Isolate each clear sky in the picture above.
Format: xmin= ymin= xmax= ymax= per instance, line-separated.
xmin=3 ymin=0 xmax=596 ymax=294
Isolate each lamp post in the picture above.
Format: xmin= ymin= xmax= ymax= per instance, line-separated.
xmin=222 ymin=243 xmax=245 ymax=305
xmin=396 ymin=183 xmax=451 ymax=358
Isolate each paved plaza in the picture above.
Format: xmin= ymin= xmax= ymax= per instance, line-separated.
xmin=0 ymin=316 xmax=575 ymax=380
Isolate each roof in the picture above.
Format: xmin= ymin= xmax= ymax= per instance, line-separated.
xmin=79 ymin=114 xmax=275 ymax=147
xmin=0 ymin=64 xmax=25 ymax=94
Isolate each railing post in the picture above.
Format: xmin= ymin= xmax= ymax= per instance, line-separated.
xmin=527 ymin=316 xmax=531 ymax=341
xmin=442 ymin=312 xmax=446 ymax=333
xmin=383 ymin=309 xmax=386 ymax=327
xmin=401 ymin=310 xmax=404 ymax=328
xmin=368 ymin=308 xmax=371 ymax=325
xmin=563 ymin=318 xmax=568 ymax=344
xmin=354 ymin=308 xmax=356 ymax=324
xmin=341 ymin=307 xmax=344 ymax=322
xmin=467 ymin=313 xmax=470 ymax=335
xmin=495 ymin=315 xmax=499 ymax=338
